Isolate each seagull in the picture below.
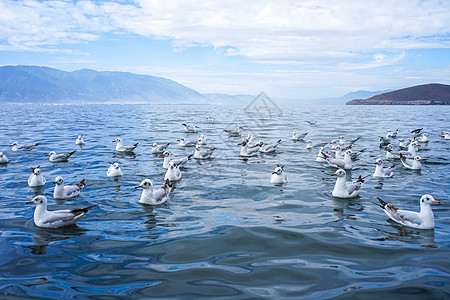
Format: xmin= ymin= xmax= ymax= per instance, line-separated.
xmin=316 ymin=146 xmax=329 ymax=162
xmin=246 ymin=134 xmax=258 ymax=148
xmin=305 ymin=140 xmax=313 ymax=149
xmin=259 ymin=139 xmax=282 ymax=153
xmin=386 ymin=129 xmax=399 ymax=139
xmin=206 ymin=117 xmax=215 ymax=123
xmin=0 ymin=152 xmax=9 ymax=164
xmin=409 ymin=128 xmax=423 ymax=137
xmin=177 ymin=137 xmax=197 ymax=147
xmin=331 ymin=169 xmax=366 ymax=198
xmin=379 ymin=136 xmax=391 ymax=147
xmin=440 ymin=130 xmax=449 ymax=137
xmin=75 ymin=135 xmax=85 ymax=145
xmin=53 ymin=176 xmax=86 ymax=199
xmin=305 ymin=121 xmax=316 ymax=126
xmin=9 ymin=142 xmax=41 ymax=151
xmin=194 ymin=146 xmax=215 ymax=159
xmin=28 ymin=166 xmax=46 ymax=187
xmin=161 ymin=151 xmax=192 ymax=169
xmin=136 ymin=179 xmax=171 ymax=205
xmin=400 ymin=154 xmax=423 ymax=170
xmin=373 ymin=158 xmax=395 ymax=178
xmin=292 ymin=132 xmax=308 ymax=141
xmin=182 ymin=123 xmax=199 ymax=133
xmin=400 ymin=140 xmax=419 ymax=157
xmin=197 ymin=134 xmax=207 ymax=145
xmin=326 ymin=149 xmax=355 ymax=170
xmin=444 ymin=132 xmax=450 ymax=140
xmin=270 ymin=165 xmax=287 ymax=184
xmin=376 ymin=195 xmax=440 ymax=229
xmin=27 ymin=195 xmax=97 ymax=228
xmin=398 ymin=138 xmax=409 ymax=149
xmin=113 ymin=138 xmax=139 ymax=153
xmin=338 ymin=136 xmax=360 ymax=147
xmin=47 ymin=150 xmax=76 ymax=163
xmin=107 ymin=162 xmax=123 ymax=177
xmin=238 ymin=140 xmax=261 ymax=157
xmin=385 ymin=145 xmax=398 ymax=160
xmin=224 ymin=126 xmax=243 ymax=137
xmin=417 ymin=133 xmax=429 ymax=143
xmin=151 ymin=142 xmax=170 ymax=154
xmin=164 ymin=162 xmax=182 ymax=181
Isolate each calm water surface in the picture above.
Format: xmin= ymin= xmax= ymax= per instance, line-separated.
xmin=0 ymin=103 xmax=449 ymax=299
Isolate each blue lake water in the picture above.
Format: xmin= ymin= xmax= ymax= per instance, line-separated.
xmin=0 ymin=103 xmax=449 ymax=299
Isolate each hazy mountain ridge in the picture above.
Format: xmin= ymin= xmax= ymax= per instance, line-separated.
xmin=0 ymin=65 xmax=209 ymax=104
xmin=346 ymin=83 xmax=450 ymax=105
xmin=310 ymin=90 xmax=392 ymax=105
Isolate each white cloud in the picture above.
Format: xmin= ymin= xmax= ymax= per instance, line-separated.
xmin=1 ymin=0 xmax=449 ymax=68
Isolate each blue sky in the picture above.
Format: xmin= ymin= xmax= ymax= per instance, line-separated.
xmin=1 ymin=0 xmax=450 ymax=101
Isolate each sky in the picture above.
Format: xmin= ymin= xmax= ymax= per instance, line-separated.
xmin=1 ymin=0 xmax=450 ymax=101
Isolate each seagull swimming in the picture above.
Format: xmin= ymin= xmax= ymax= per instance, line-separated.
xmin=409 ymin=128 xmax=423 ymax=137
xmin=305 ymin=121 xmax=317 ymax=126
xmin=151 ymin=142 xmax=170 ymax=154
xmin=107 ymin=162 xmax=123 ymax=177
xmin=224 ymin=126 xmax=243 ymax=137
xmin=10 ymin=142 xmax=41 ymax=151
xmin=177 ymin=137 xmax=197 ymax=147
xmin=183 ymin=123 xmax=199 ymax=133
xmin=292 ymin=132 xmax=308 ymax=141
xmin=47 ymin=150 xmax=76 ymax=163
xmin=238 ymin=140 xmax=260 ymax=157
xmin=53 ymin=176 xmax=86 ymax=199
xmin=161 ymin=151 xmax=192 ymax=169
xmin=270 ymin=165 xmax=287 ymax=184
xmin=377 ymin=194 xmax=439 ymax=229
xmin=28 ymin=166 xmax=46 ymax=187
xmin=113 ymin=138 xmax=139 ymax=153
xmin=197 ymin=134 xmax=207 ymax=145
xmin=400 ymin=154 xmax=423 ymax=170
xmin=0 ymin=152 xmax=9 ymax=164
xmin=417 ymin=133 xmax=429 ymax=143
xmin=373 ymin=158 xmax=395 ymax=178
xmin=75 ymin=135 xmax=85 ymax=145
xmin=259 ymin=139 xmax=282 ymax=153
xmin=316 ymin=146 xmax=329 ymax=162
xmin=27 ymin=195 xmax=97 ymax=228
xmin=136 ymin=179 xmax=171 ymax=205
xmin=398 ymin=138 xmax=409 ymax=149
xmin=331 ymin=169 xmax=366 ymax=198
xmin=194 ymin=146 xmax=215 ymax=159
xmin=206 ymin=117 xmax=215 ymax=123
xmin=326 ymin=149 xmax=355 ymax=170
xmin=164 ymin=162 xmax=182 ymax=181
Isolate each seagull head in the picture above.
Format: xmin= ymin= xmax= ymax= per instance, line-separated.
xmin=9 ymin=142 xmax=18 ymax=147
xmin=161 ymin=151 xmax=170 ymax=157
xmin=331 ymin=169 xmax=346 ymax=177
xmin=46 ymin=151 xmax=56 ymax=156
xmin=421 ymin=194 xmax=440 ymax=205
xmin=374 ymin=158 xmax=383 ymax=165
xmin=27 ymin=195 xmax=47 ymax=205
xmin=54 ymin=176 xmax=64 ymax=185
xmin=31 ymin=165 xmax=41 ymax=175
xmin=135 ymin=179 xmax=152 ymax=189
xmin=113 ymin=138 xmax=122 ymax=143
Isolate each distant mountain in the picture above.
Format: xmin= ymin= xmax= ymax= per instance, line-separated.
xmin=203 ymin=93 xmax=255 ymax=105
xmin=347 ymin=83 xmax=450 ymax=105
xmin=0 ymin=65 xmax=208 ymax=104
xmin=311 ymin=89 xmax=392 ymax=105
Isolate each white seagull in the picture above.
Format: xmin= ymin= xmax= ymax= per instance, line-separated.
xmin=107 ymin=162 xmax=123 ymax=177
xmin=385 ymin=144 xmax=398 ymax=160
xmin=151 ymin=142 xmax=170 ymax=154
xmin=327 ymin=149 xmax=355 ymax=170
xmin=164 ymin=162 xmax=182 ymax=181
xmin=259 ymin=139 xmax=282 ymax=153
xmin=53 ymin=176 xmax=86 ymax=199
xmin=177 ymin=137 xmax=197 ymax=147
xmin=377 ymin=195 xmax=440 ymax=230
xmin=27 ymin=195 xmax=97 ymax=228
xmin=270 ymin=165 xmax=287 ymax=184
xmin=47 ymin=150 xmax=76 ymax=163
xmin=136 ymin=179 xmax=171 ymax=205
xmin=28 ymin=166 xmax=46 ymax=187
xmin=197 ymin=134 xmax=207 ymax=145
xmin=400 ymin=154 xmax=423 ymax=170
xmin=75 ymin=135 xmax=85 ymax=145
xmin=373 ymin=158 xmax=395 ymax=178
xmin=0 ymin=151 xmax=9 ymax=164
xmin=331 ymin=169 xmax=366 ymax=198
xmin=409 ymin=128 xmax=423 ymax=137
xmin=182 ymin=123 xmax=199 ymax=133
xmin=398 ymin=138 xmax=409 ymax=149
xmin=10 ymin=142 xmax=41 ymax=151
xmin=224 ymin=126 xmax=243 ymax=137
xmin=161 ymin=151 xmax=192 ymax=169
xmin=316 ymin=146 xmax=329 ymax=162
xmin=238 ymin=140 xmax=260 ymax=157
xmin=113 ymin=138 xmax=139 ymax=153
xmin=292 ymin=132 xmax=308 ymax=141
xmin=417 ymin=133 xmax=429 ymax=143
xmin=194 ymin=146 xmax=215 ymax=159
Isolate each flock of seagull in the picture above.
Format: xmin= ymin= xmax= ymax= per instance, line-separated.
xmin=0 ymin=121 xmax=448 ymax=231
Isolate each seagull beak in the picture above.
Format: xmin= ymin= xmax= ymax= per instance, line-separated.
xmin=26 ymin=201 xmax=33 ymax=204
xmin=331 ymin=173 xmax=337 ymax=176
xmin=432 ymin=200 xmax=440 ymax=204
xmin=135 ymin=185 xmax=142 ymax=189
